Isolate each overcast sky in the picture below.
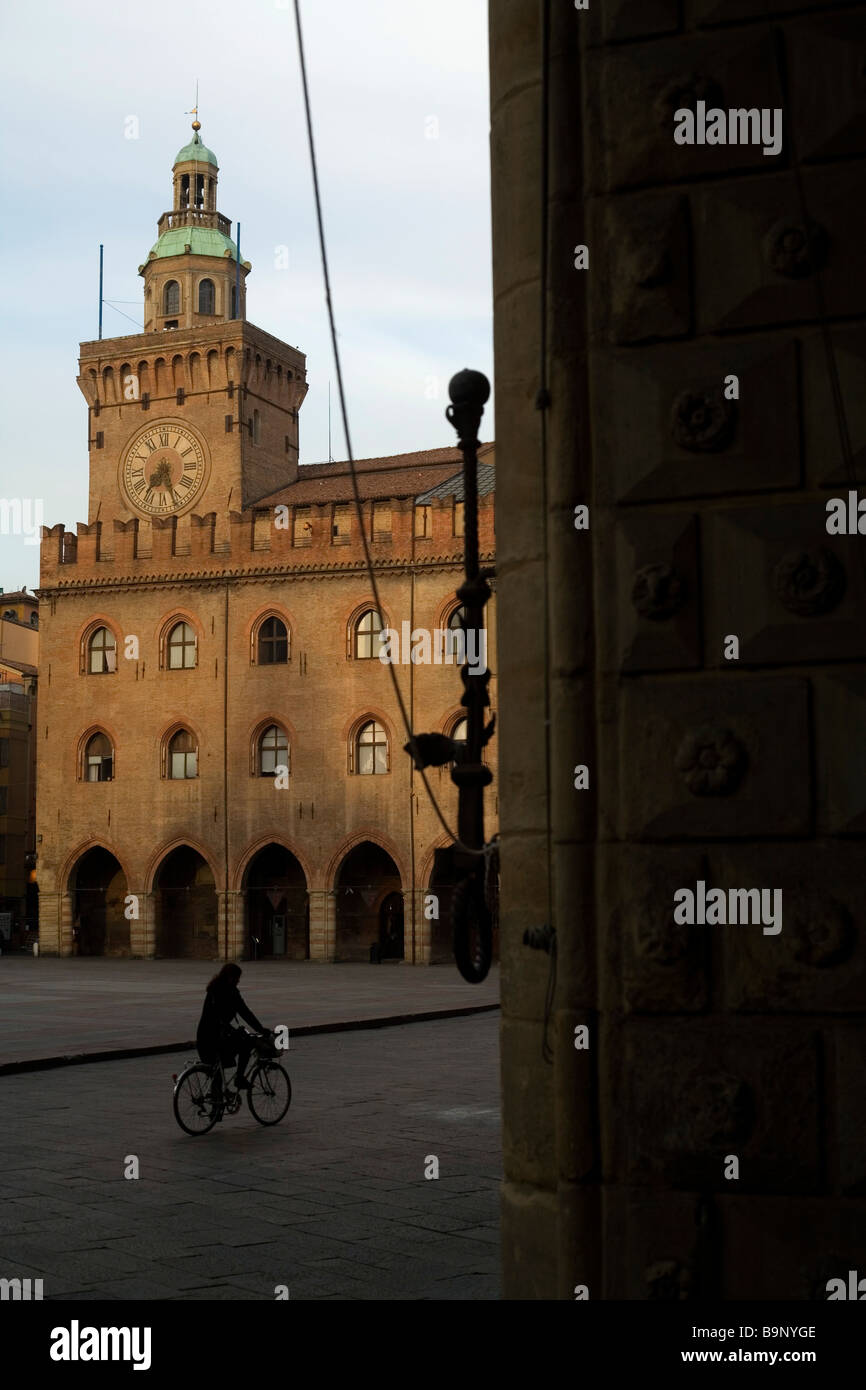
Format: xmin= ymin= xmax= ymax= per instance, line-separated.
xmin=0 ymin=0 xmax=492 ymax=592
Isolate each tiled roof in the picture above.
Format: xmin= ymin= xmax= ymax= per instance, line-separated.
xmin=415 ymin=460 xmax=496 ymax=505
xmin=255 ymin=443 xmax=494 ymax=508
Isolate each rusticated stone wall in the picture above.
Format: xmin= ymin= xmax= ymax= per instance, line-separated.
xmin=492 ymin=0 xmax=866 ymax=1299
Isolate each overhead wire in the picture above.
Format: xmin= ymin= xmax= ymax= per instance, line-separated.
xmin=291 ymin=0 xmax=486 ymax=859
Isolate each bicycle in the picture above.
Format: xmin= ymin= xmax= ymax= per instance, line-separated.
xmin=172 ymin=1029 xmax=292 ymax=1136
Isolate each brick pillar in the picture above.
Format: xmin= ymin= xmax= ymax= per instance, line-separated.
xmin=307 ymin=888 xmax=331 ymax=962
xmin=128 ymin=888 xmax=150 ymax=958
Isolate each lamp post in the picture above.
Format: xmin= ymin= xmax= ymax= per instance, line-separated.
xmin=405 ymin=369 xmax=497 ymax=982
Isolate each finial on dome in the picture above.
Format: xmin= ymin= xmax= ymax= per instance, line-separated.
xmin=191 ymin=119 xmax=201 ymax=132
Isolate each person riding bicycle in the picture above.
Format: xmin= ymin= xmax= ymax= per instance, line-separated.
xmin=197 ymin=962 xmax=268 ymax=1098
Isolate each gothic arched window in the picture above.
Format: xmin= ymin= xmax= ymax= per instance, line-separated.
xmin=257 ymin=617 xmax=289 ymax=665
xmin=88 ymin=627 xmax=117 ymax=675
xmin=167 ymin=729 xmax=197 ymax=780
xmin=259 ymin=725 xmax=289 ymax=777
xmin=85 ymin=732 xmax=113 ymax=782
xmin=354 ymin=609 xmax=384 ymax=660
xmin=198 ymin=279 xmax=215 ymax=315
xmin=167 ymin=622 xmax=197 ymax=670
xmin=356 ymin=720 xmax=388 ymax=775
xmin=163 ymin=281 xmax=180 ymax=316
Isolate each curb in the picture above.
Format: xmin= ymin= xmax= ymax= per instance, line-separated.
xmin=0 ymin=1002 xmax=501 ymax=1076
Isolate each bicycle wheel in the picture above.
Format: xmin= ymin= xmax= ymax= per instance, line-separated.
xmin=247 ymin=1063 xmax=291 ymax=1126
xmin=452 ymin=874 xmax=493 ymax=984
xmin=173 ymin=1065 xmax=220 ymax=1136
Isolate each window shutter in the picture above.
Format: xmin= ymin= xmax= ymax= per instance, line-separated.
xmin=176 ymin=387 xmax=185 ymax=405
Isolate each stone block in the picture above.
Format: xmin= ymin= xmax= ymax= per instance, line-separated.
xmin=714 ymin=843 xmax=864 ymax=1013
xmin=585 ymin=0 xmax=680 ymax=46
xmin=594 ymin=191 xmax=691 ymax=345
xmin=695 ymin=165 xmax=866 ymax=332
xmin=835 ymin=1026 xmax=866 ymax=1195
xmin=719 ymin=1196 xmax=866 ymax=1300
xmin=605 ymin=1018 xmax=821 ymax=1192
xmin=814 ymin=668 xmax=866 ymax=836
xmin=703 ymin=503 xmax=866 ymax=666
xmin=615 ymin=677 xmax=811 ymax=840
xmin=599 ymin=844 xmax=711 ymax=1014
xmin=802 ymin=326 xmax=866 ymax=489
xmin=788 ymin=12 xmax=866 ymax=163
xmin=592 ymin=338 xmax=800 ymax=505
xmin=500 ymin=1017 xmax=557 ymax=1188
xmin=603 ymin=1187 xmax=707 ymax=1299
xmin=500 ymin=1181 xmax=559 ymax=1300
xmin=586 ymin=31 xmax=779 ymax=193
xmin=598 ymin=510 xmax=701 ymax=672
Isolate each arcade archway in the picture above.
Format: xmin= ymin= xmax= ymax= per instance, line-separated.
xmin=153 ymin=846 xmax=217 ymax=959
xmin=244 ymin=844 xmax=308 ymax=959
xmin=70 ymin=847 xmax=129 ymax=957
xmin=334 ymin=841 xmax=403 ymax=962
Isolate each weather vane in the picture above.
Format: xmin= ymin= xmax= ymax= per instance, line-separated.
xmin=185 ymin=80 xmax=200 ymax=130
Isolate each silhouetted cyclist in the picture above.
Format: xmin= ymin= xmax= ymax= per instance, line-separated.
xmin=197 ymin=962 xmax=268 ymax=1100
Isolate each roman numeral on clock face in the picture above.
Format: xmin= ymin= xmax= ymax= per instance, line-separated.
xmin=158 ymin=431 xmax=169 ymax=447
xmin=177 ymin=475 xmax=194 ymax=491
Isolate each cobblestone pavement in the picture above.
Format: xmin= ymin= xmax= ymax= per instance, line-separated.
xmin=0 ymin=1013 xmax=501 ymax=1300
xmin=0 ymin=958 xmax=499 ymax=1067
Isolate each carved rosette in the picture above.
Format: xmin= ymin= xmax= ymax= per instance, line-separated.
xmin=674 ymin=725 xmax=748 ymax=797
xmin=631 ymin=563 xmax=688 ymax=621
xmin=670 ymin=389 xmax=737 ymax=453
xmin=772 ymin=548 xmax=846 ymax=617
xmin=763 ymin=218 xmax=827 ymax=279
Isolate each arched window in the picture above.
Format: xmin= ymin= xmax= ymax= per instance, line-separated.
xmin=163 ymin=281 xmax=180 ymax=315
xmin=85 ymin=732 xmax=113 ymax=782
xmin=452 ymin=717 xmax=468 ymax=745
xmin=357 ymin=720 xmax=388 ymax=775
xmin=167 ymin=622 xmax=197 ymax=670
xmin=88 ymin=627 xmax=117 ymax=674
xmin=168 ymin=729 xmax=197 ymax=779
xmin=258 ymin=617 xmax=289 ymax=665
xmin=29 ymin=612 xmax=38 ymax=628
xmin=231 ymin=284 xmax=238 ymax=319
xmin=179 ymin=174 xmax=190 ymax=209
xmin=259 ymin=725 xmax=289 ymax=777
xmin=198 ymin=279 xmax=215 ymax=315
xmin=354 ymin=609 xmax=384 ymax=660
xmin=448 ymin=605 xmax=467 ymax=634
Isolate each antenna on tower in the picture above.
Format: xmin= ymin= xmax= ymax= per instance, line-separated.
xmin=98 ymin=245 xmax=104 ymax=341
xmin=328 ymin=381 xmax=332 ymax=462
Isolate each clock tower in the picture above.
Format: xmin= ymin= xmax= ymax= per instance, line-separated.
xmin=77 ymin=121 xmax=308 ymax=527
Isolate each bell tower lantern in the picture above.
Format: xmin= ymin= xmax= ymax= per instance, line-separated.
xmin=139 ymin=121 xmax=251 ymax=332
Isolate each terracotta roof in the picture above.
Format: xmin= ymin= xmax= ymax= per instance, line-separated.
xmin=255 ymin=443 xmax=494 ymax=508
xmin=0 ymin=658 xmax=37 ymax=677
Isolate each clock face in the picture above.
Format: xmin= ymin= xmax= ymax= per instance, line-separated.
xmin=120 ymin=421 xmax=208 ymax=516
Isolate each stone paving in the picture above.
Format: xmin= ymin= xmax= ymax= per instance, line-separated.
xmin=0 ymin=1013 xmax=501 ymax=1300
xmin=0 ymin=958 xmax=500 ymax=1067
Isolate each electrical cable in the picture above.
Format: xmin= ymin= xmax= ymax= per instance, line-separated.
xmin=292 ymin=0 xmax=486 ymax=859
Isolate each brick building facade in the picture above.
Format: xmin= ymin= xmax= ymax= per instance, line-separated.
xmin=36 ymin=124 xmax=496 ymax=962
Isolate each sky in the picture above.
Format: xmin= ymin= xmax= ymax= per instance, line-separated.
xmin=0 ymin=0 xmax=492 ymax=592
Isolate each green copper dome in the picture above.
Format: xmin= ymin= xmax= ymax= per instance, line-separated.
xmin=148 ymin=226 xmax=239 ymax=261
xmin=174 ymin=131 xmax=218 ymax=167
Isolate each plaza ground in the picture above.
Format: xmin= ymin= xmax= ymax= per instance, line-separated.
xmin=0 ymin=957 xmax=499 ymax=1069
xmin=0 ymin=1012 xmax=500 ymax=1300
